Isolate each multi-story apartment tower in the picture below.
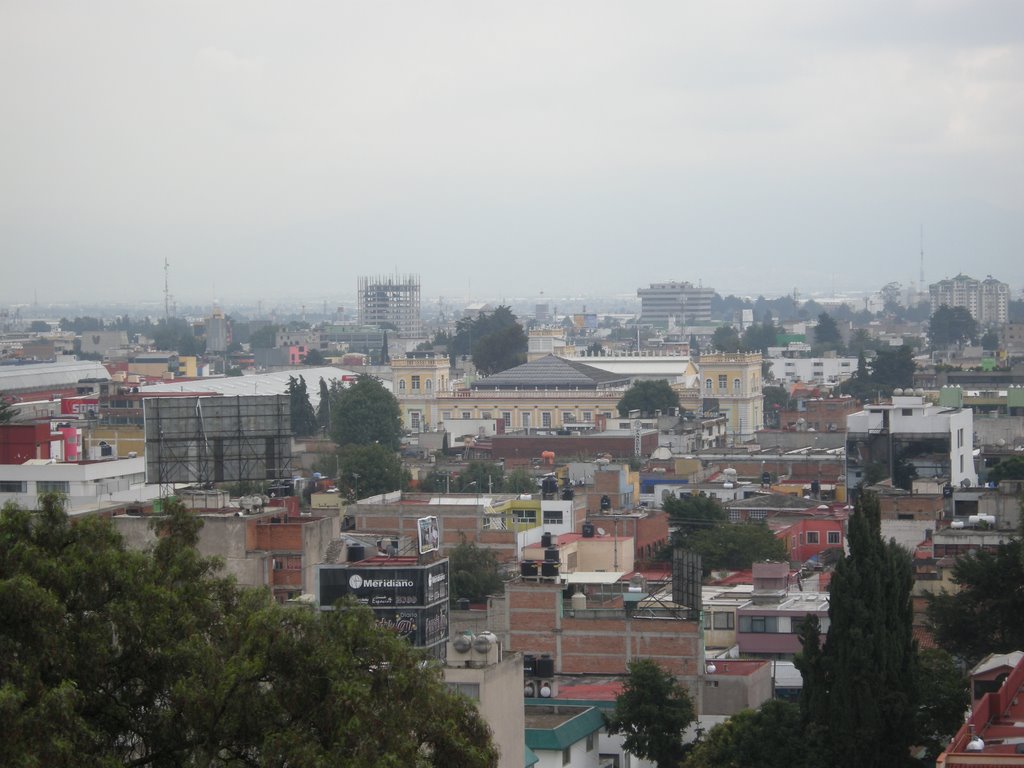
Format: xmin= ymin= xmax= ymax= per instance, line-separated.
xmin=357 ymin=274 xmax=423 ymax=337
xmin=638 ymin=281 xmax=715 ymax=326
xmin=929 ymin=274 xmax=1009 ymax=326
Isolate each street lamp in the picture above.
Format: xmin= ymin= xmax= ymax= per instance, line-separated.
xmin=351 ymin=472 xmax=360 ymax=502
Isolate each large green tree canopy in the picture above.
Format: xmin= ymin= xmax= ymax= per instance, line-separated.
xmin=329 ymin=375 xmax=403 ymax=450
xmin=338 ymin=443 xmax=408 ymax=500
xmin=928 ymin=304 xmax=978 ymax=348
xmin=0 ymin=495 xmax=497 ymax=767
xmin=443 ymin=306 xmax=527 ymax=375
xmin=926 ymin=525 xmax=1024 ymax=667
xmin=603 ymin=659 xmax=696 ymax=768
xmin=616 ymin=379 xmax=681 ymax=417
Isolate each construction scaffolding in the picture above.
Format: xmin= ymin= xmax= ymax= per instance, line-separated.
xmin=357 ymin=273 xmax=423 ymax=337
xmin=144 ymin=395 xmax=292 ymax=487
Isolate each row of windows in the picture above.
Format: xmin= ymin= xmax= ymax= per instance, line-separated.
xmin=801 ymin=530 xmax=842 ymax=545
xmin=705 ymin=375 xmax=759 ymax=393
xmin=703 ymin=611 xmax=735 ymax=630
xmin=439 ymin=410 xmax=610 ymax=427
xmin=739 ymin=615 xmax=830 ymax=634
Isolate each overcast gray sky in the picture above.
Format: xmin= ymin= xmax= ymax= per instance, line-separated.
xmin=2 ymin=1 xmax=1022 ymax=308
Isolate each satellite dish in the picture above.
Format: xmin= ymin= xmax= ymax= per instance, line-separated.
xmin=597 ymin=528 xmax=607 ymax=536
xmin=960 ymin=478 xmax=972 ymax=488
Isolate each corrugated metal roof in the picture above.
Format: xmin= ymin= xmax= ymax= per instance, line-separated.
xmin=0 ymin=359 xmax=110 ymax=394
xmin=141 ymin=367 xmax=380 ymax=411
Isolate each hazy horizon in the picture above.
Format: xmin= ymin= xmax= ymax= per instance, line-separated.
xmin=3 ymin=2 xmax=1023 ymax=306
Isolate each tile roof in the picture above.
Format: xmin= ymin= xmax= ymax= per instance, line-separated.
xmin=472 ymin=355 xmax=630 ymax=390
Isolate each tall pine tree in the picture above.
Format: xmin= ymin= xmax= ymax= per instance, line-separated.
xmin=798 ymin=490 xmax=918 ymax=767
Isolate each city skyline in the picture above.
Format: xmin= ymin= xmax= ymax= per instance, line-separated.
xmin=3 ymin=2 xmax=1023 ymax=304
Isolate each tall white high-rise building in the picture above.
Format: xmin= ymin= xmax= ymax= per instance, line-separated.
xmin=638 ymin=281 xmax=715 ymax=326
xmin=929 ymin=274 xmax=1009 ymax=326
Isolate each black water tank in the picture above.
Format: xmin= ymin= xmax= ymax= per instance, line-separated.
xmin=561 ymin=487 xmax=574 ymax=500
xmin=544 ymin=546 xmax=559 ymax=563
xmin=600 ymin=494 xmax=611 ymax=511
xmin=347 ymin=544 xmax=366 ymax=562
xmin=582 ymin=522 xmax=595 ymax=538
xmin=541 ymin=561 xmax=559 ymax=577
xmin=523 ymin=654 xmax=536 ymax=676
xmin=541 ymin=531 xmax=553 ymax=548
xmin=521 ymin=561 xmax=539 ymax=577
xmin=455 ymin=598 xmax=470 ymax=610
xmin=535 ymin=655 xmax=555 ymax=677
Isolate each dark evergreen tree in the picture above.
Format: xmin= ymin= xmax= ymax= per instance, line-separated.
xmin=286 ymin=374 xmax=318 ymax=436
xmin=381 ymin=330 xmax=390 ymax=364
xmin=316 ymin=376 xmax=331 ymax=433
xmin=798 ymin=491 xmax=919 ymax=767
xmin=814 ymin=312 xmax=842 ymax=349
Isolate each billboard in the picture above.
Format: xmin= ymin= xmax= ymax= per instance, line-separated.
xmin=318 ymin=560 xmax=449 ymax=609
xmin=372 ymin=602 xmax=449 ymax=647
xmin=61 ymin=397 xmax=99 ymax=417
xmin=417 ymin=515 xmax=439 ymax=554
xmin=671 ymin=548 xmax=702 ymax=619
xmin=143 ymin=395 xmax=291 ymax=484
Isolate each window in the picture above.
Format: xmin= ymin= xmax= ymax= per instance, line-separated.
xmin=582 ymin=411 xmax=593 ymax=422
xmin=398 ymin=379 xmax=406 ymax=392
xmin=602 ymin=412 xmax=612 ymax=419
xmin=806 ymin=531 xmax=820 ymax=544
xmin=411 ymin=375 xmax=421 ymax=392
xmin=481 ymin=411 xmax=491 ymax=420
xmin=562 ymin=411 xmax=574 ymax=423
xmin=410 ymin=411 xmax=421 ymax=431
xmin=445 ymin=682 xmax=480 ymax=700
xmin=703 ymin=613 xmax=711 ymax=630
xmin=37 ymin=481 xmax=70 ymax=494
xmin=425 ymin=379 xmax=432 ymax=392
xmin=713 ymin=612 xmax=735 ymax=630
xmin=901 ymin=408 xmax=912 ymax=416
xmin=827 ymin=531 xmax=841 ymax=545
xmin=512 ymin=508 xmax=537 ymax=524
xmin=0 ymin=481 xmax=27 ymax=493
xmin=718 ymin=374 xmax=727 ymax=390
xmin=543 ymin=509 xmax=563 ymax=525
xmin=541 ymin=412 xmax=552 ymax=428
xmin=733 ymin=378 xmax=741 ymax=392
xmin=442 ymin=411 xmax=452 ymax=420
xmin=501 ymin=412 xmax=511 ymax=427
xmin=522 ymin=413 xmax=532 ymax=428
xmin=705 ymin=378 xmax=712 ymax=390
xmin=739 ymin=615 xmax=778 ymax=633
xmin=462 ymin=411 xmax=471 ymax=419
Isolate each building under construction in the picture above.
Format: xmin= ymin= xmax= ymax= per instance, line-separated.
xmin=358 ymin=274 xmax=423 ymax=337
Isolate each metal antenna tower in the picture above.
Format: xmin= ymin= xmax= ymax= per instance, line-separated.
xmin=164 ymin=258 xmax=171 ymax=319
